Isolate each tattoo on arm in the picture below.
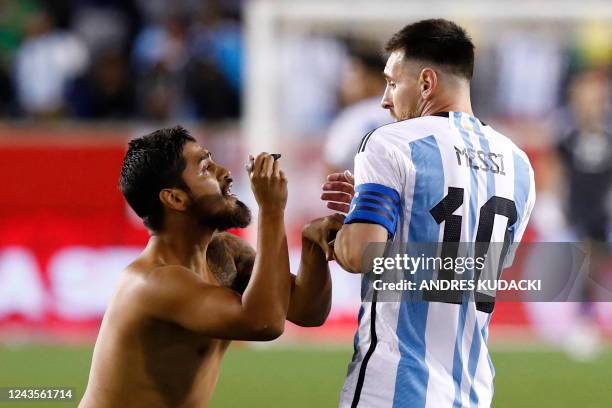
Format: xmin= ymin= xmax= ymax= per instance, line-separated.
xmin=206 ymin=236 xmax=237 ymax=288
xmin=208 ymin=233 xmax=255 ymax=294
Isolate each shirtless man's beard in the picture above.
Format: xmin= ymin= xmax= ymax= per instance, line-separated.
xmin=189 ymin=192 xmax=252 ymax=232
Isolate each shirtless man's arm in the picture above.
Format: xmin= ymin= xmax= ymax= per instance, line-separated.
xmin=289 ymin=214 xmax=343 ymax=326
xmin=134 ymin=153 xmax=291 ymax=340
xmin=211 ymin=213 xmax=343 ymax=328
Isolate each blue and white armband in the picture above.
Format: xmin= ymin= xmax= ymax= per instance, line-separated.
xmin=344 ymin=183 xmax=401 ymax=237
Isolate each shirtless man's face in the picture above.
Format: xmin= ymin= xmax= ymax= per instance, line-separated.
xmin=180 ymin=141 xmax=251 ymax=231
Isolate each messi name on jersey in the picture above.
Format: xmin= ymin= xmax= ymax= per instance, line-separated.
xmin=454 ymin=145 xmax=506 ymax=175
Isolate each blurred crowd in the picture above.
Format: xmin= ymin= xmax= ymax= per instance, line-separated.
xmin=0 ymin=0 xmax=243 ymax=121
xmin=0 ymin=0 xmax=610 ymax=134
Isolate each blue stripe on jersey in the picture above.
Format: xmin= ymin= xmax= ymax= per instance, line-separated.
xmin=467 ymin=116 xmax=495 ymax=407
xmin=351 ymin=305 xmax=365 ymax=363
xmin=392 ymin=135 xmax=444 ymax=408
xmin=512 ymin=152 xmax=531 ymax=241
xmin=351 ymin=275 xmax=371 ymax=378
xmin=452 ymin=112 xmax=478 ymax=408
xmin=483 ymin=314 xmax=495 ymax=378
xmin=470 ymin=117 xmax=494 ymax=203
xmin=482 ymin=314 xmax=491 ymax=342
xmin=467 ymin=323 xmax=483 ymax=408
xmin=345 ymin=183 xmax=401 ymax=237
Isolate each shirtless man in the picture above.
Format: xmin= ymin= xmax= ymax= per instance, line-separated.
xmin=80 ymin=126 xmax=342 ymax=407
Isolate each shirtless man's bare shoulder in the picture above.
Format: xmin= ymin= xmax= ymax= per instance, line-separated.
xmin=82 ymin=246 xmax=246 ymax=407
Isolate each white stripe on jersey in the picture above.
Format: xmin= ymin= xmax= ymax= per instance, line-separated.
xmin=340 ymin=112 xmax=535 ymax=408
xmin=423 ymin=301 xmax=461 ymax=407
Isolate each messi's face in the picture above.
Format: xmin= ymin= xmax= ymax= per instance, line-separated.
xmin=381 ymin=50 xmax=420 ymax=121
xmin=180 ymin=142 xmax=251 ymax=231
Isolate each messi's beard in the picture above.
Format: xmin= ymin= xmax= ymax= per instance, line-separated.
xmin=189 ymin=193 xmax=252 ymax=231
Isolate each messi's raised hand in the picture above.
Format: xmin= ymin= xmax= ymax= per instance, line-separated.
xmin=321 ymin=170 xmax=355 ymax=214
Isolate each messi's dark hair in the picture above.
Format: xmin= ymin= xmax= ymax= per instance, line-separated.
xmin=385 ymin=19 xmax=475 ymax=79
xmin=119 ymin=126 xmax=195 ymax=231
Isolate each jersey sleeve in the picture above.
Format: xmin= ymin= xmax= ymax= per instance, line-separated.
xmin=344 ymin=131 xmax=404 ymax=238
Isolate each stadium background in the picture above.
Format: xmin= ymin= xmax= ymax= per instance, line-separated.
xmin=0 ymin=0 xmax=610 ymax=406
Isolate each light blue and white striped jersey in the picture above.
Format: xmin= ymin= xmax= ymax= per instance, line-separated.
xmin=340 ymin=112 xmax=536 ymax=408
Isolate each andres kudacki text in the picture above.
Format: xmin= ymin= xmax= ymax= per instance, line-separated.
xmin=372 ymin=278 xmax=541 ymax=291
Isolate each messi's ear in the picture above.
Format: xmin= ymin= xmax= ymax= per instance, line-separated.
xmin=159 ymin=188 xmax=190 ymax=212
xmin=419 ymin=67 xmax=438 ymax=99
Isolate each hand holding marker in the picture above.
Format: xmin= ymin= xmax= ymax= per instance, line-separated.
xmin=245 ymin=154 xmax=282 ymax=174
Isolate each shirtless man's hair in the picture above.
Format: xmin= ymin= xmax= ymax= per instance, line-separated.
xmin=80 ymin=126 xmax=342 ymax=407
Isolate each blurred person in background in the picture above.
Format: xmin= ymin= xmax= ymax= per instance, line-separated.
xmin=66 ymin=49 xmax=135 ymax=119
xmin=14 ymin=8 xmax=88 ymax=117
xmin=557 ymin=68 xmax=611 ymax=244
xmin=131 ymin=1 xmax=241 ymax=121
xmin=494 ymin=29 xmax=564 ymax=119
xmin=71 ymin=1 xmax=137 ymax=56
xmin=555 ymin=67 xmax=612 ymax=359
xmin=187 ymin=0 xmax=241 ymax=120
xmin=324 ymin=41 xmax=391 ymax=174
xmin=0 ymin=0 xmax=40 ymax=116
xmin=280 ymin=33 xmax=347 ymax=135
xmin=64 ymin=0 xmax=139 ymax=119
xmin=132 ymin=13 xmax=190 ymax=120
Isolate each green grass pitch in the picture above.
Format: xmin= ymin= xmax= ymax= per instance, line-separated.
xmin=0 ymin=345 xmax=610 ymax=407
